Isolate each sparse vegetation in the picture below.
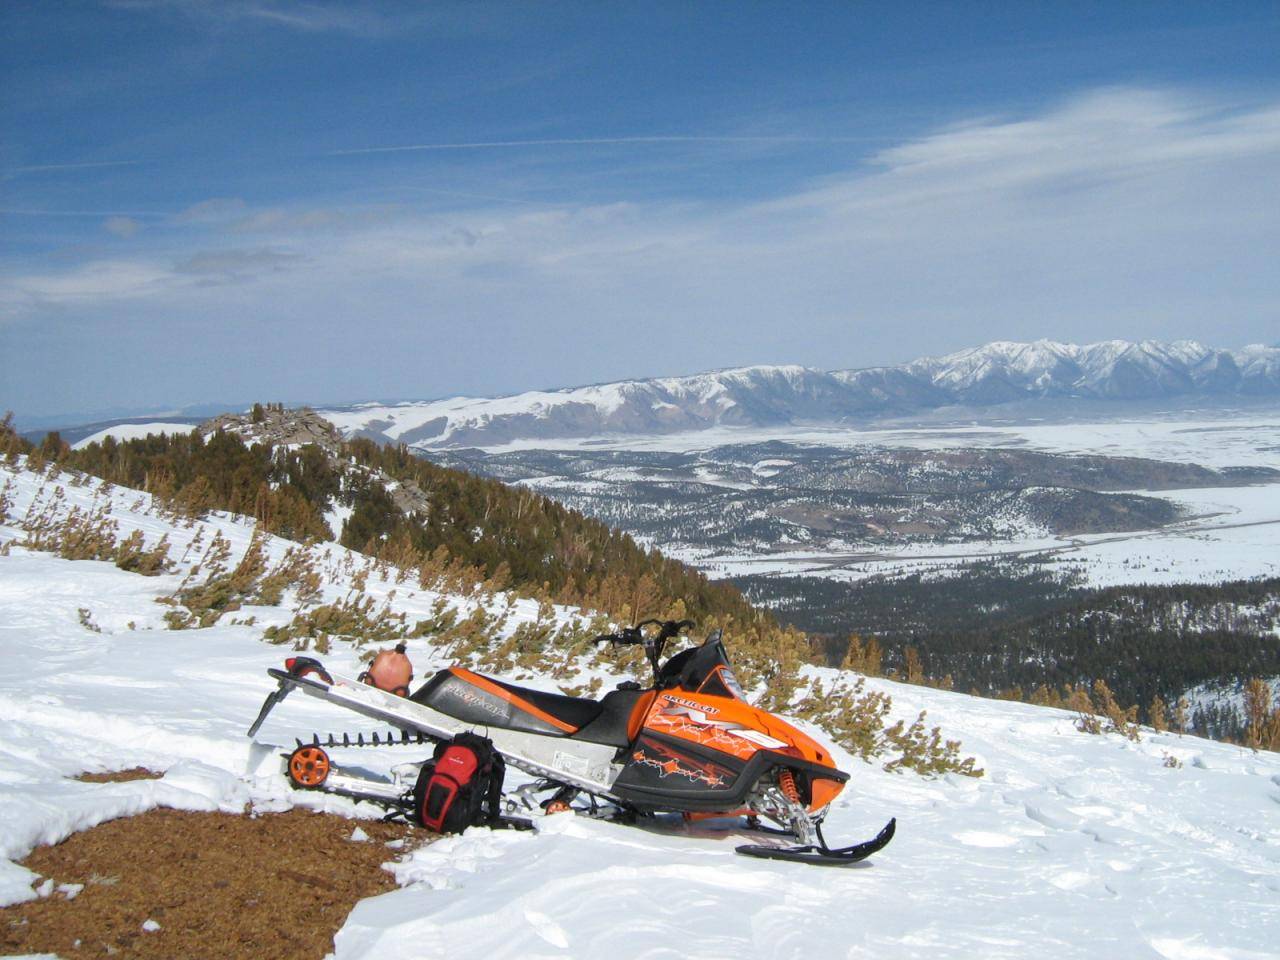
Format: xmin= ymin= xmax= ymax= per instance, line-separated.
xmin=795 ymin=675 xmax=983 ymax=777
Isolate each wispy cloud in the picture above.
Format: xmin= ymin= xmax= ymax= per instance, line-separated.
xmin=173 ymin=197 xmax=249 ymax=224
xmin=7 ymin=87 xmax=1279 ymax=390
xmin=4 ymin=260 xmax=171 ymax=306
xmin=0 ymin=209 xmax=167 ymax=218
xmin=107 ymin=0 xmax=392 ymax=36
xmin=326 ymin=135 xmax=898 ymax=157
xmin=2 ymin=159 xmax=146 ymax=179
xmin=174 ymin=247 xmax=304 ymax=279
xmin=104 ymin=216 xmax=142 ymax=238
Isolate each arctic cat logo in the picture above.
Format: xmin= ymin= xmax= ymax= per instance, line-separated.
xmin=443 ymin=683 xmax=506 ymax=718
xmin=664 ymin=695 xmax=717 ymax=715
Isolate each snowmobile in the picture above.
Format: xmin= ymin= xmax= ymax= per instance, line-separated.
xmin=246 ymin=618 xmax=895 ymax=865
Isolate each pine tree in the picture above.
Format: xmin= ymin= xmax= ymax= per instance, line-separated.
xmin=1149 ymin=694 xmax=1168 ymax=732
xmin=1243 ymin=679 xmax=1272 ymax=750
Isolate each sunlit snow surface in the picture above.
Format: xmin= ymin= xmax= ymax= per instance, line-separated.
xmin=2 ymin=462 xmax=1279 ymax=958
xmin=70 ymin=422 xmax=198 ymax=450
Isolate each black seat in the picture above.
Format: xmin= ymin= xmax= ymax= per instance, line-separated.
xmin=571 ymin=687 xmax=649 ymax=747
xmin=485 ymin=675 xmax=603 ymax=730
xmin=412 ymin=667 xmax=605 ymax=735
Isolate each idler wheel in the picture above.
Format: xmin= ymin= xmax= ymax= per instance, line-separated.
xmin=287 ymin=744 xmax=331 ymax=789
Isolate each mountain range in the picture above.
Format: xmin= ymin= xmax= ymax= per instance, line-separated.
xmin=319 ymin=339 xmax=1280 ymax=449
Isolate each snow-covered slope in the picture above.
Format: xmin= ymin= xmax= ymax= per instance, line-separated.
xmin=2 ymin=459 xmax=1279 ymax=958
xmin=321 ymin=365 xmax=876 ymax=449
xmin=68 ymin=422 xmax=198 ymax=450
xmin=318 ymin=340 xmax=1280 ymax=449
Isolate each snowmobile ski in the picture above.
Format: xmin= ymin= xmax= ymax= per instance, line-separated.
xmin=736 ymin=817 xmax=896 ymax=866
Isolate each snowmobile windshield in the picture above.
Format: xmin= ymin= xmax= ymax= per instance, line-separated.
xmin=659 ymin=632 xmax=746 ymax=699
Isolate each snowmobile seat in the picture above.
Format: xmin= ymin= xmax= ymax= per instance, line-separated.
xmin=482 ymin=674 xmax=603 ymax=730
xmin=411 ymin=667 xmax=603 ymax=736
xmin=570 ymin=687 xmax=656 ymax=748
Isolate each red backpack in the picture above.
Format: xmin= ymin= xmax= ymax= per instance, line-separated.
xmin=413 ymin=732 xmax=505 ymax=833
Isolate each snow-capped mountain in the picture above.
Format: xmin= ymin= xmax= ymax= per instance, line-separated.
xmin=895 ymin=339 xmax=1278 ymax=403
xmin=320 ymin=340 xmax=1280 ymax=449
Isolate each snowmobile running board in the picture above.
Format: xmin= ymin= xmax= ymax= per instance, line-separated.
xmin=736 ymin=817 xmax=896 ymax=866
xmin=247 ymin=666 xmax=625 ymax=800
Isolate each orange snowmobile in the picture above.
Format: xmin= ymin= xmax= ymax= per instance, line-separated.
xmin=247 ymin=619 xmax=895 ymax=865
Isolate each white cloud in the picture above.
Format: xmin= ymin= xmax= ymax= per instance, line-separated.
xmin=174 ymin=197 xmax=249 ymax=224
xmin=174 ymin=247 xmax=304 ymax=279
xmin=3 ymin=260 xmax=170 ymax=311
xmin=7 ymin=87 xmax=1279 ymax=378
xmin=104 ymin=216 xmax=142 ymax=238
xmin=770 ymin=88 xmax=1280 ymax=215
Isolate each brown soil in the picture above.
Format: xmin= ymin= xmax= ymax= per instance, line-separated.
xmin=2 ymin=808 xmax=417 ymax=960
xmin=73 ymin=767 xmax=164 ymax=783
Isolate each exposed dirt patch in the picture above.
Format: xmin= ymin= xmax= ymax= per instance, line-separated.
xmin=2 ymin=808 xmax=417 ymax=960
xmin=73 ymin=767 xmax=164 ymax=783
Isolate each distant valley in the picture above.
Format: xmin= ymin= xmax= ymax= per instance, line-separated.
xmin=428 ymin=442 xmax=1277 ymax=560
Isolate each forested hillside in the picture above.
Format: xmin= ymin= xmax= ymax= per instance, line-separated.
xmin=3 ymin=411 xmax=757 ymax=630
xmin=741 ymin=563 xmax=1280 ymax=740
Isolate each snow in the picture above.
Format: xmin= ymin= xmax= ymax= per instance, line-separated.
xmin=322 ymin=380 xmax=644 ymax=445
xmin=388 ymin=405 xmax=1280 ymax=470
xmin=71 ymin=422 xmax=198 ymax=450
xmin=1 ymin=458 xmax=1279 ymax=958
xmin=334 ymin=678 xmax=1280 ymax=960
xmin=703 ymin=482 xmax=1280 ymax=587
xmin=325 ymin=501 xmax=354 ymax=539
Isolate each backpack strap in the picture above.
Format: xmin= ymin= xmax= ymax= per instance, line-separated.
xmin=484 ymin=751 xmax=506 ymax=824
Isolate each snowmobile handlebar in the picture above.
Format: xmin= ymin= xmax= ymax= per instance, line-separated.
xmin=593 ymin=619 xmax=694 ymax=682
xmin=592 ymin=619 xmax=693 ymax=648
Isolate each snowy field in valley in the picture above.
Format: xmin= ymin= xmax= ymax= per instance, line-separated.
xmin=641 ymin=408 xmax=1280 ymax=588
xmin=699 ymin=482 xmax=1280 ymax=587
xmin=2 ymin=460 xmax=1279 ymax=959
xmin=411 ymin=404 xmax=1280 ymax=467
xmin=83 ymin=403 xmax=1280 ymax=466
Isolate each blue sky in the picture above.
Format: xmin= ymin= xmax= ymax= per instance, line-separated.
xmin=2 ymin=1 xmax=1279 ymax=422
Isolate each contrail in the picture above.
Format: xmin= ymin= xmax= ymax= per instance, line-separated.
xmin=0 ymin=209 xmax=167 ymax=218
xmin=5 ymin=159 xmax=146 ymax=174
xmin=327 ymin=134 xmax=893 ymax=156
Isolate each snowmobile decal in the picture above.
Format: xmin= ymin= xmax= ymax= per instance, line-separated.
xmin=651 ymin=702 xmax=791 ymax=755
xmin=629 ymin=735 xmax=731 ymax=789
